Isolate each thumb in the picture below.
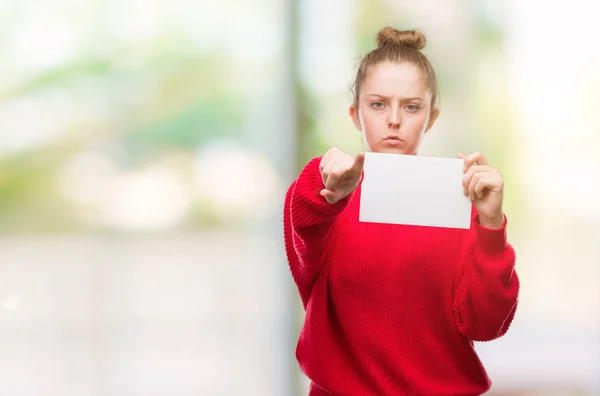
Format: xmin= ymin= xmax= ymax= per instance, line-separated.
xmin=320 ymin=189 xmax=337 ymax=204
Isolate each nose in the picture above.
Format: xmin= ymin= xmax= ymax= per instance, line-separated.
xmin=388 ymin=108 xmax=400 ymax=129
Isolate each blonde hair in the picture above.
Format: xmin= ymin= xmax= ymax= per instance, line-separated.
xmin=351 ymin=27 xmax=438 ymax=109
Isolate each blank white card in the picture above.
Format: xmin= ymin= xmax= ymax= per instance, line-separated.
xmin=359 ymin=152 xmax=472 ymax=229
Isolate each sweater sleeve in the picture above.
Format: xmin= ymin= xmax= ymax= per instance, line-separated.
xmin=283 ymin=157 xmax=355 ymax=288
xmin=452 ymin=214 xmax=520 ymax=342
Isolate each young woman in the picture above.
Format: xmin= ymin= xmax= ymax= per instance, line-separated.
xmin=283 ymin=27 xmax=520 ymax=395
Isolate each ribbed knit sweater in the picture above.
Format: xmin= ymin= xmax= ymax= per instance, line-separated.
xmin=283 ymin=157 xmax=520 ymax=396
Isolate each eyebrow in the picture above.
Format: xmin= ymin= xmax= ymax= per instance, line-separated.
xmin=366 ymin=94 xmax=424 ymax=102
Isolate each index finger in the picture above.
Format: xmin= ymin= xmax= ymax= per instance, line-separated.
xmin=350 ymin=152 xmax=365 ymax=175
xmin=463 ymin=151 xmax=489 ymax=171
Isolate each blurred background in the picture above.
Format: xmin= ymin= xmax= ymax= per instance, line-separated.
xmin=0 ymin=0 xmax=598 ymax=395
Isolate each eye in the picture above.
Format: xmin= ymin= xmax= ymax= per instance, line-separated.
xmin=370 ymin=101 xmax=385 ymax=109
xmin=406 ymin=104 xmax=420 ymax=112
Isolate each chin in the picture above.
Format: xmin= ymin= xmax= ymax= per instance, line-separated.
xmin=376 ymin=146 xmax=412 ymax=155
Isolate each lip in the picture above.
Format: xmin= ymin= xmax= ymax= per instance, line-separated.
xmin=384 ymin=135 xmax=404 ymax=145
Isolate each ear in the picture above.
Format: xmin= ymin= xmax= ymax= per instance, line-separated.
xmin=425 ymin=108 xmax=440 ymax=133
xmin=349 ymin=105 xmax=362 ymax=131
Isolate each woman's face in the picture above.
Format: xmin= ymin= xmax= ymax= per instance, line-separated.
xmin=350 ymin=61 xmax=439 ymax=155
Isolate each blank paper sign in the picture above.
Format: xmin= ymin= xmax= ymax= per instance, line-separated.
xmin=359 ymin=152 xmax=472 ymax=229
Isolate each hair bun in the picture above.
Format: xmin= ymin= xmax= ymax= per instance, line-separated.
xmin=376 ymin=27 xmax=426 ymax=50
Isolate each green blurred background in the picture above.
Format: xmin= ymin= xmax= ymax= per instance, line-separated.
xmin=0 ymin=0 xmax=598 ymax=395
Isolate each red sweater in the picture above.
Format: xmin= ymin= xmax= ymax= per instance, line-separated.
xmin=283 ymin=157 xmax=520 ymax=396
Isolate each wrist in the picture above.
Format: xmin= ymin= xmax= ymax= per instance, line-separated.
xmin=479 ymin=213 xmax=505 ymax=229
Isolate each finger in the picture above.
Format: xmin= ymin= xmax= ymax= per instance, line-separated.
xmin=463 ymin=164 xmax=493 ymax=179
xmin=327 ymin=153 xmax=358 ymax=188
xmin=468 ymin=171 xmax=496 ymax=200
xmin=350 ymin=152 xmax=365 ymax=175
xmin=463 ymin=152 xmax=490 ymax=172
xmin=319 ymin=147 xmax=337 ymax=172
xmin=321 ymin=152 xmax=341 ymax=185
xmin=467 ymin=172 xmax=477 ymax=200
xmin=319 ymin=154 xmax=329 ymax=173
xmin=463 ymin=164 xmax=496 ymax=181
xmin=324 ymin=169 xmax=340 ymax=191
xmin=473 ymin=177 xmax=489 ymax=199
xmin=458 ymin=153 xmax=467 ymax=176
xmin=462 ymin=165 xmax=491 ymax=193
xmin=472 ymin=175 xmax=498 ymax=200
xmin=320 ymin=189 xmax=337 ymax=204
